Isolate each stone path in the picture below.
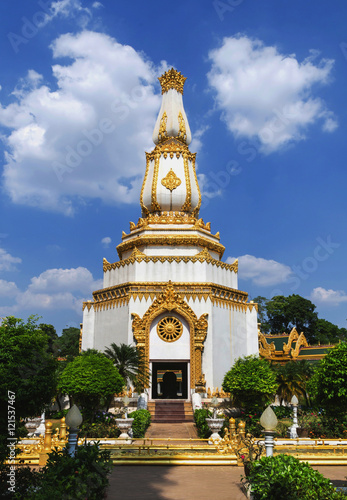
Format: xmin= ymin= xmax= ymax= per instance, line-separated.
xmin=107 ymin=424 xmax=347 ymax=499
xmin=106 ymin=464 xmax=347 ymax=500
xmin=107 ymin=465 xmax=247 ymax=499
xmin=145 ymin=422 xmax=199 ymax=440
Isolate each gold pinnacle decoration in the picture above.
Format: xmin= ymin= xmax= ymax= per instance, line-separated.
xmin=159 ymin=68 xmax=187 ymax=95
xmin=161 ymin=169 xmax=182 ymax=191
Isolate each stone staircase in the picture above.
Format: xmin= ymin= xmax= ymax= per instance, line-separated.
xmin=148 ymin=400 xmax=194 ymax=423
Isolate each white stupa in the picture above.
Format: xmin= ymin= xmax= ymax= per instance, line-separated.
xmin=81 ymin=68 xmax=258 ymax=400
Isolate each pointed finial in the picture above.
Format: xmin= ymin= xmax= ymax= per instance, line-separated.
xmin=158 ymin=68 xmax=187 ymax=95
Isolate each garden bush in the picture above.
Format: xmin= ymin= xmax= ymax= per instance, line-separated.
xmin=32 ymin=442 xmax=112 ymax=499
xmin=0 ymin=443 xmax=112 ymax=499
xmin=194 ymin=408 xmax=212 ymax=438
xmin=79 ymin=411 xmax=120 ymax=438
xmin=246 ymin=454 xmax=345 ymax=500
xmin=128 ymin=409 xmax=151 ymax=438
xmin=271 ymin=405 xmax=292 ymax=420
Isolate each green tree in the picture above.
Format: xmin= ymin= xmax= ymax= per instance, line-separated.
xmin=0 ymin=316 xmax=57 ymax=460
xmin=104 ymin=343 xmax=149 ymax=392
xmin=39 ymin=323 xmax=58 ymax=355
xmin=315 ymin=318 xmax=345 ymax=345
xmin=253 ymin=296 xmax=270 ymax=333
xmin=54 ymin=326 xmax=80 ymax=358
xmin=272 ymin=360 xmax=313 ymax=405
xmin=58 ymin=350 xmax=124 ymax=421
xmin=315 ymin=342 xmax=347 ymax=417
xmin=266 ymin=295 xmax=318 ymax=342
xmin=222 ymin=355 xmax=278 ymax=412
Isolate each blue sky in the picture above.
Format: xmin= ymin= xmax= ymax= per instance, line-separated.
xmin=0 ymin=0 xmax=346 ymax=335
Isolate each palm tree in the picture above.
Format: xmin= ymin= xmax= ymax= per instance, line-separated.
xmin=273 ymin=361 xmax=308 ymax=405
xmin=104 ymin=343 xmax=149 ymax=392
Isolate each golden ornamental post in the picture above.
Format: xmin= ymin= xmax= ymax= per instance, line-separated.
xmin=59 ymin=417 xmax=67 ymax=441
xmin=229 ymin=417 xmax=236 ymax=438
xmin=43 ymin=421 xmax=52 ymax=453
xmin=238 ymin=421 xmax=246 ymax=440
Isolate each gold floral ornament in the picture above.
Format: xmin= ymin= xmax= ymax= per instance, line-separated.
xmin=158 ymin=68 xmax=187 ymax=95
xmin=158 ymin=112 xmax=168 ymax=142
xmin=157 ymin=316 xmax=183 ymax=342
xmin=161 ymin=169 xmax=182 ymax=191
xmin=177 ymin=112 xmax=187 ymax=142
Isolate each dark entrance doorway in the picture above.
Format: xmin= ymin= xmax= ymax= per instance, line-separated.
xmin=151 ymin=362 xmax=188 ymax=399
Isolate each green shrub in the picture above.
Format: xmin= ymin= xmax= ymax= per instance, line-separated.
xmin=0 ymin=463 xmax=40 ymax=499
xmin=237 ymin=410 xmax=263 ymax=437
xmin=128 ymin=409 xmax=151 ymax=438
xmin=247 ymin=454 xmax=345 ymax=500
xmin=79 ymin=410 xmax=122 ymax=438
xmin=271 ymin=406 xmax=292 ymax=420
xmin=194 ymin=408 xmax=212 ymax=438
xmin=29 ymin=442 xmax=112 ymax=499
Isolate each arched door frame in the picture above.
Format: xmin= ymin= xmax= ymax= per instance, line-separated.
xmin=131 ymin=283 xmax=208 ymax=390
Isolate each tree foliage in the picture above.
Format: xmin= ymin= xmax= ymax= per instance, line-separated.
xmin=104 ymin=343 xmax=149 ymax=392
xmin=58 ymin=350 xmax=124 ymax=420
xmin=54 ymin=326 xmax=80 ymax=358
xmin=0 ymin=316 xmax=57 ymax=420
xmin=39 ymin=323 xmax=58 ymax=355
xmin=255 ymin=294 xmax=346 ymax=344
xmin=272 ymin=360 xmax=313 ymax=405
xmin=222 ymin=355 xmax=278 ymax=411
xmin=315 ymin=342 xmax=347 ymax=416
xmin=0 ymin=316 xmax=57 ymax=462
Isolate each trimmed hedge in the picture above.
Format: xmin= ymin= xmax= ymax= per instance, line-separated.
xmin=247 ymin=454 xmax=345 ymax=500
xmin=128 ymin=409 xmax=151 ymax=438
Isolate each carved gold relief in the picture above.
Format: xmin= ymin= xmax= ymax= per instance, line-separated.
xmin=157 ymin=316 xmax=183 ymax=342
xmin=151 ymin=151 xmax=161 ymax=212
xmin=177 ymin=112 xmax=187 ymax=142
xmin=158 ymin=111 xmax=168 ymax=142
xmin=283 ymin=327 xmax=299 ymax=356
xmin=258 ymin=332 xmax=276 ymax=359
xmin=158 ymin=68 xmax=187 ymax=95
xmin=291 ymin=332 xmax=309 ymax=359
xmin=181 ymin=152 xmax=192 ymax=211
xmin=161 ymin=169 xmax=181 ymax=191
xmin=131 ymin=282 xmax=208 ymax=388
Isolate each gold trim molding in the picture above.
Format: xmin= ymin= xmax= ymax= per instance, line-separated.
xmin=104 ymin=249 xmax=236 ymax=272
xmin=131 ymin=282 xmax=207 ymax=389
xmin=158 ymin=68 xmax=187 ymax=95
xmin=129 ymin=214 xmax=211 ymax=232
xmin=116 ymin=235 xmax=225 ymax=259
xmin=84 ymin=278 xmax=257 ymax=315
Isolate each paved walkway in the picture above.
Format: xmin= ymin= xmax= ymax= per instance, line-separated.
xmin=107 ymin=462 xmax=347 ymax=500
xmin=107 ymin=424 xmax=347 ymax=499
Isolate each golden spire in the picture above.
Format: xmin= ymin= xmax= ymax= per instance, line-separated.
xmin=158 ymin=68 xmax=187 ymax=95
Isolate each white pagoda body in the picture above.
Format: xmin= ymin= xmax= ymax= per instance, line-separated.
xmin=81 ymin=69 xmax=258 ymax=399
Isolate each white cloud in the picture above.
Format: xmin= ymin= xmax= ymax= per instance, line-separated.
xmin=0 ymin=279 xmax=19 ymax=297
xmin=207 ymin=36 xmax=337 ymax=153
xmin=101 ymin=236 xmax=111 ymax=248
xmin=227 ymin=254 xmax=293 ymax=286
xmin=39 ymin=0 xmax=100 ymax=29
xmin=310 ymin=287 xmax=347 ymax=306
xmin=0 ymin=31 xmax=162 ymax=215
xmin=0 ymin=248 xmax=22 ymax=272
xmin=0 ymin=266 xmax=102 ymax=315
xmin=28 ymin=267 xmax=102 ymax=293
